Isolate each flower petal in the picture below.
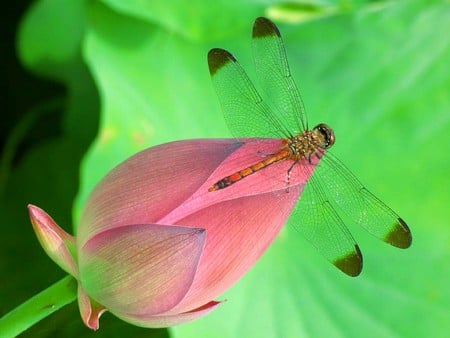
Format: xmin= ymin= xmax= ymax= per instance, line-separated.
xmin=115 ymin=301 xmax=221 ymax=328
xmin=79 ymin=224 xmax=206 ymax=316
xmin=166 ymin=185 xmax=303 ymax=313
xmin=78 ymin=284 xmax=107 ymax=330
xmin=28 ymin=204 xmax=78 ymax=278
xmin=77 ymin=139 xmax=241 ymax=246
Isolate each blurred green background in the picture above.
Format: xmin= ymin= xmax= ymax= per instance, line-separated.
xmin=1 ymin=0 xmax=449 ymax=337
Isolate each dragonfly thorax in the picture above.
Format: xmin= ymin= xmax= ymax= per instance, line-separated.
xmin=286 ymin=123 xmax=335 ymax=161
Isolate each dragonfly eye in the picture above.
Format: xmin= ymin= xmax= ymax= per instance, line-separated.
xmin=313 ymin=123 xmax=335 ymax=149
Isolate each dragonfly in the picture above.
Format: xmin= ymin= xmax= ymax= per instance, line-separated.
xmin=207 ymin=17 xmax=412 ymax=276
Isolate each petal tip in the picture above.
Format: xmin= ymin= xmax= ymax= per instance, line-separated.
xmin=78 ymin=285 xmax=107 ymax=331
xmin=27 ymin=204 xmax=45 ymax=225
xmin=28 ymin=204 xmax=78 ymax=277
xmin=86 ymin=307 xmax=107 ymax=331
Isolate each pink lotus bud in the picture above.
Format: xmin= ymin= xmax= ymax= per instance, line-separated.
xmin=29 ymin=139 xmax=311 ymax=329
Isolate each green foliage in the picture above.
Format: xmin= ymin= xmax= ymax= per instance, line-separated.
xmin=2 ymin=0 xmax=449 ymax=336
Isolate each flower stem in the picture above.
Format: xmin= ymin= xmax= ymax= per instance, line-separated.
xmin=0 ymin=275 xmax=77 ymax=337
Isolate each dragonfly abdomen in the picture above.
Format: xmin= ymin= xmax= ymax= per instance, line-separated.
xmin=208 ymin=149 xmax=291 ymax=191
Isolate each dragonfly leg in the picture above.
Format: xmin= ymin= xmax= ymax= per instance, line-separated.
xmin=308 ymin=152 xmax=323 ymax=165
xmin=285 ymin=160 xmax=299 ymax=193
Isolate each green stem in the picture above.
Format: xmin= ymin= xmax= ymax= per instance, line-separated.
xmin=0 ymin=275 xmax=77 ymax=338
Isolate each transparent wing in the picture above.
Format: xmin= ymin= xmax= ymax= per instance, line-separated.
xmin=290 ymin=162 xmax=363 ymax=277
xmin=317 ymin=152 xmax=412 ymax=248
xmin=208 ymin=48 xmax=291 ymax=138
xmin=252 ymin=17 xmax=308 ymax=134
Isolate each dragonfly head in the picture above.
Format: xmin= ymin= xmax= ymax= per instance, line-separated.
xmin=313 ymin=123 xmax=335 ymax=149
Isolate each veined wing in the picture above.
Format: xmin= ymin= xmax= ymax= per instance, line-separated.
xmin=291 ymin=162 xmax=363 ymax=277
xmin=318 ymin=152 xmax=412 ymax=248
xmin=208 ymin=48 xmax=291 ymax=138
xmin=252 ymin=17 xmax=308 ymax=134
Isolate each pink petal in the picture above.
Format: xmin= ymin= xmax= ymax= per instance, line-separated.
xmin=77 ymin=139 xmax=241 ymax=246
xmin=166 ymin=184 xmax=303 ymax=313
xmin=78 ymin=284 xmax=107 ymax=330
xmin=78 ymin=224 xmax=206 ymax=316
xmin=28 ymin=204 xmax=78 ymax=278
xmin=115 ymin=301 xmax=221 ymax=328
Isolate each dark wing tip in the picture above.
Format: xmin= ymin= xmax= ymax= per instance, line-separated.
xmin=333 ymin=244 xmax=363 ymax=277
xmin=207 ymin=48 xmax=236 ymax=76
xmin=253 ymin=17 xmax=281 ymax=38
xmin=384 ymin=218 xmax=412 ymax=249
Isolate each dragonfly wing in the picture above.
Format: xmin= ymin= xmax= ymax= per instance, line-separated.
xmin=252 ymin=17 xmax=308 ymax=134
xmin=291 ymin=166 xmax=363 ymax=276
xmin=208 ymin=48 xmax=288 ymax=138
xmin=318 ymin=153 xmax=412 ymax=248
